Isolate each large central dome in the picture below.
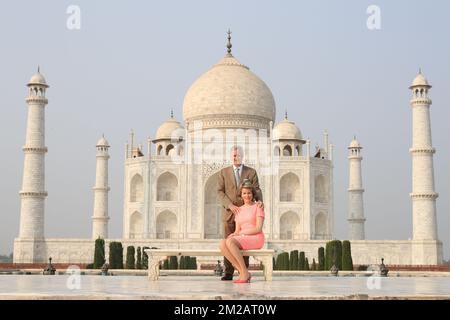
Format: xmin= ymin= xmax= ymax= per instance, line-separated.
xmin=182 ymin=51 xmax=276 ymax=130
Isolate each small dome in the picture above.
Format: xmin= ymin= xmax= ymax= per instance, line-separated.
xmin=349 ymin=138 xmax=361 ymax=149
xmin=273 ymin=118 xmax=302 ymax=140
xmin=155 ymin=115 xmax=184 ymax=141
xmin=410 ymin=72 xmax=431 ymax=88
xmin=28 ymin=71 xmax=49 ymax=87
xmin=96 ymin=136 xmax=109 ymax=147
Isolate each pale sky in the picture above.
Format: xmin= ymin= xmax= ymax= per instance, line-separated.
xmin=0 ymin=0 xmax=449 ymax=259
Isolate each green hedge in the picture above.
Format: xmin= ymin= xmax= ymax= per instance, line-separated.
xmin=93 ymin=238 xmax=105 ymax=269
xmin=142 ymin=246 xmax=149 ymax=269
xmin=289 ymin=250 xmax=299 ymax=270
xmin=325 ymin=240 xmax=342 ymax=270
xmin=342 ymin=240 xmax=353 ymax=271
xmin=126 ymin=246 xmax=135 ymax=269
xmin=299 ymin=252 xmax=305 ymax=270
xmin=318 ymin=247 xmax=325 ymax=270
xmin=109 ymin=242 xmax=123 ymax=269
xmin=136 ymin=247 xmax=142 ymax=270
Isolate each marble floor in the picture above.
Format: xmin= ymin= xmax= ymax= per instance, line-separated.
xmin=1 ymin=274 xmax=450 ymax=299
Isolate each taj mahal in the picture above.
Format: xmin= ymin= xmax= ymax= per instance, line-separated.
xmin=13 ymin=33 xmax=443 ymax=266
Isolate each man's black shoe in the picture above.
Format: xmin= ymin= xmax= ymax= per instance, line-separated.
xmin=221 ymin=274 xmax=233 ymax=281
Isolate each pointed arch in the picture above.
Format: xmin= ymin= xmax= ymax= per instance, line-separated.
xmin=279 ymin=172 xmax=300 ymax=202
xmin=166 ymin=144 xmax=174 ymax=156
xmin=314 ymin=212 xmax=327 ymax=239
xmin=279 ymin=211 xmax=300 ymax=240
xmin=314 ymin=175 xmax=328 ymax=203
xmin=204 ymin=171 xmax=223 ymax=239
xmin=130 ymin=174 xmax=143 ymax=202
xmin=283 ymin=145 xmax=292 ymax=156
xmin=156 ymin=210 xmax=177 ymax=239
xmin=157 ymin=172 xmax=178 ymax=201
xmin=130 ymin=211 xmax=143 ymax=239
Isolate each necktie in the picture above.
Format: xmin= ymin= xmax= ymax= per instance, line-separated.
xmin=235 ymin=167 xmax=240 ymax=187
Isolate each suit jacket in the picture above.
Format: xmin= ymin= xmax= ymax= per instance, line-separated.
xmin=217 ymin=164 xmax=263 ymax=223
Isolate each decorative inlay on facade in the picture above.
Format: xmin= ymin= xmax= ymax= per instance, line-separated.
xmin=409 ymin=147 xmax=436 ymax=154
xmin=410 ymin=192 xmax=439 ymax=200
xmin=22 ymin=147 xmax=48 ymax=153
xmin=19 ymin=191 xmax=48 ymax=197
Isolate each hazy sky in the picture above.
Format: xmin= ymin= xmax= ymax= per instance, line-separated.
xmin=0 ymin=1 xmax=449 ymax=259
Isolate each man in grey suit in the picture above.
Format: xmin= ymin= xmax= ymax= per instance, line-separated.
xmin=217 ymin=145 xmax=263 ymax=280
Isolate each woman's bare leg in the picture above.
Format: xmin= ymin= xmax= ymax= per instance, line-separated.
xmin=219 ymin=239 xmax=241 ymax=274
xmin=226 ymin=238 xmax=249 ymax=280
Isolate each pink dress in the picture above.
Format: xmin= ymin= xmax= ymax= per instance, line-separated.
xmin=232 ymin=204 xmax=265 ymax=250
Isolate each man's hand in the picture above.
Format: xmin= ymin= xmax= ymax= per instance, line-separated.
xmin=256 ymin=200 xmax=264 ymax=209
xmin=228 ymin=204 xmax=240 ymax=214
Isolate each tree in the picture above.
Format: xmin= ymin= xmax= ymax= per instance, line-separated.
xmin=318 ymin=247 xmax=325 ymax=270
xmin=169 ymin=256 xmax=178 ymax=269
xmin=93 ymin=238 xmax=105 ymax=269
xmin=342 ymin=240 xmax=353 ymax=271
xmin=326 ymin=240 xmax=342 ymax=270
xmin=305 ymin=257 xmax=310 ymax=270
xmin=299 ymin=252 xmax=305 ymax=270
xmin=290 ymin=250 xmax=299 ymax=270
xmin=109 ymin=242 xmax=123 ymax=269
xmin=125 ymin=246 xmax=135 ymax=269
xmin=142 ymin=246 xmax=149 ymax=269
xmin=136 ymin=247 xmax=142 ymax=269
xmin=312 ymin=258 xmax=317 ymax=271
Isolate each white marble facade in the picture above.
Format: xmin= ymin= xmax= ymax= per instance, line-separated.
xmin=13 ymin=39 xmax=443 ymax=265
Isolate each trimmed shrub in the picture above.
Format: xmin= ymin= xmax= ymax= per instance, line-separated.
xmin=169 ymin=256 xmax=178 ymax=270
xmin=136 ymin=247 xmax=142 ymax=270
xmin=190 ymin=257 xmax=197 ymax=270
xmin=312 ymin=258 xmax=317 ymax=271
xmin=342 ymin=240 xmax=353 ymax=271
xmin=299 ymin=252 xmax=305 ymax=270
xmin=290 ymin=250 xmax=299 ymax=270
xmin=325 ymin=240 xmax=342 ymax=270
xmin=125 ymin=246 xmax=135 ymax=269
xmin=179 ymin=256 xmax=185 ymax=269
xmin=109 ymin=242 xmax=123 ymax=269
xmin=276 ymin=252 xmax=289 ymax=270
xmin=163 ymin=259 xmax=169 ymax=269
xmin=318 ymin=247 xmax=325 ymax=270
xmin=142 ymin=246 xmax=149 ymax=269
xmin=93 ymin=238 xmax=105 ymax=269
xmin=86 ymin=263 xmax=94 ymax=269
xmin=305 ymin=257 xmax=310 ymax=271
xmin=273 ymin=257 xmax=276 ymax=271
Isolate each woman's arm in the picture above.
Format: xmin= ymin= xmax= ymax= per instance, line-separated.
xmin=228 ymin=221 xmax=242 ymax=238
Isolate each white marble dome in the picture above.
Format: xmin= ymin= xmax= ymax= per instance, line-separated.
xmin=182 ymin=54 xmax=276 ymax=125
xmin=410 ymin=72 xmax=431 ymax=88
xmin=273 ymin=118 xmax=302 ymax=140
xmin=28 ymin=72 xmax=48 ymax=87
xmin=96 ymin=136 xmax=109 ymax=147
xmin=155 ymin=115 xmax=184 ymax=140
xmin=349 ymin=138 xmax=361 ymax=149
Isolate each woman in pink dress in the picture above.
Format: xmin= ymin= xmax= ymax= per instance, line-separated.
xmin=219 ymin=179 xmax=265 ymax=283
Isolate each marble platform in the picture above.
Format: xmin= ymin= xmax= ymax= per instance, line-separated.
xmin=1 ymin=274 xmax=450 ymax=299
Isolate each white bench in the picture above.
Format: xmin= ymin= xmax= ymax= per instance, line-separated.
xmin=144 ymin=249 xmax=275 ymax=281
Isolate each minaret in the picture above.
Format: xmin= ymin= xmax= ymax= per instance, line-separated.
xmin=92 ymin=135 xmax=110 ymax=239
xmin=18 ymin=68 xmax=49 ymax=239
xmin=409 ymin=71 xmax=438 ymax=240
xmin=347 ymin=137 xmax=366 ymax=240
